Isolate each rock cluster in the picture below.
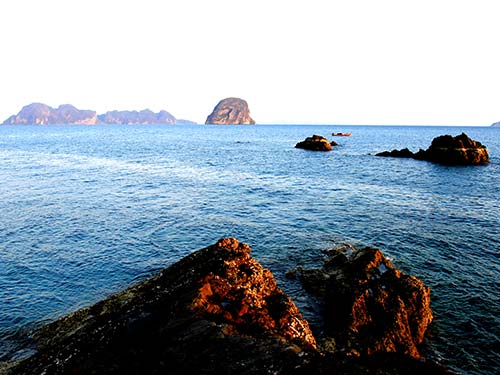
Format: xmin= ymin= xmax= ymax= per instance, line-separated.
xmin=97 ymin=109 xmax=176 ymax=125
xmin=295 ymin=135 xmax=335 ymax=151
xmin=288 ymin=245 xmax=433 ymax=359
xmin=205 ymin=98 xmax=255 ymax=125
xmin=2 ymin=239 xmax=446 ymax=375
xmin=376 ymin=132 xmax=489 ymax=165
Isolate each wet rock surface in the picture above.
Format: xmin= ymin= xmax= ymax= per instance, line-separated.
xmin=295 ymin=135 xmax=334 ymax=151
xmin=376 ymin=132 xmax=489 ymax=165
xmin=205 ymin=98 xmax=255 ymax=125
xmin=1 ymin=239 xmax=448 ymax=375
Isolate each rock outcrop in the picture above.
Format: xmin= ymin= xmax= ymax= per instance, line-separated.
xmin=376 ymin=132 xmax=489 ymax=165
xmin=288 ymin=245 xmax=433 ymax=359
xmin=4 ymin=238 xmax=315 ymax=374
xmin=205 ymin=98 xmax=255 ymax=125
xmin=2 ymin=239 xmax=446 ymax=375
xmin=97 ymin=109 xmax=176 ymax=124
xmin=295 ymin=135 xmax=334 ymax=151
xmin=3 ymin=103 xmax=97 ymax=125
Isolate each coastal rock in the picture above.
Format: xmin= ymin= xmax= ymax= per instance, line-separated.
xmin=376 ymin=133 xmax=489 ymax=165
xmin=3 ymin=103 xmax=97 ymax=125
xmin=205 ymin=98 xmax=255 ymax=125
xmin=97 ymin=109 xmax=176 ymax=124
xmin=4 ymin=238 xmax=315 ymax=374
xmin=295 ymin=135 xmax=334 ymax=151
xmin=289 ymin=245 xmax=433 ymax=359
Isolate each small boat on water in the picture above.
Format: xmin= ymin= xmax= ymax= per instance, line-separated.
xmin=332 ymin=132 xmax=352 ymax=136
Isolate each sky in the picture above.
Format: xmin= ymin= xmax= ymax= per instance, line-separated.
xmin=1 ymin=0 xmax=499 ymax=126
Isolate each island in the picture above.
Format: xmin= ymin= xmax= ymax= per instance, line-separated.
xmin=491 ymin=121 xmax=500 ymax=127
xmin=205 ymin=98 xmax=255 ymax=125
xmin=2 ymin=103 xmax=196 ymax=125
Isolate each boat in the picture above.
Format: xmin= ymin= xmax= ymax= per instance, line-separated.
xmin=332 ymin=132 xmax=352 ymax=136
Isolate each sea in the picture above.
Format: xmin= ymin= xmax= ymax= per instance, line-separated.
xmin=0 ymin=124 xmax=498 ymax=374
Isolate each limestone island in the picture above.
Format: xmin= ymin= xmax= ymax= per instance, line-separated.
xmin=2 ymin=103 xmax=196 ymax=125
xmin=1 ymin=238 xmax=448 ymax=375
xmin=491 ymin=121 xmax=500 ymax=127
xmin=205 ymin=98 xmax=255 ymax=125
xmin=376 ymin=132 xmax=489 ymax=165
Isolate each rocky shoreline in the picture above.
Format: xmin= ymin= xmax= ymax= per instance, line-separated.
xmin=1 ymin=238 xmax=449 ymax=375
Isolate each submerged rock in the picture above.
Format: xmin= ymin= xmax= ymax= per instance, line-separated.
xmin=205 ymin=98 xmax=255 ymax=125
xmin=289 ymin=245 xmax=433 ymax=359
xmin=295 ymin=135 xmax=334 ymax=151
xmin=376 ymin=133 xmax=489 ymax=165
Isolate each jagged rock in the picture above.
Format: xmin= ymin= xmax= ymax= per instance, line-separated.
xmin=376 ymin=133 xmax=489 ymax=165
xmin=205 ymin=98 xmax=255 ymax=125
xmin=3 ymin=238 xmax=315 ymax=375
xmin=97 ymin=109 xmax=176 ymax=124
xmin=295 ymin=135 xmax=334 ymax=151
xmin=289 ymin=245 xmax=433 ymax=359
xmin=3 ymin=103 xmax=97 ymax=125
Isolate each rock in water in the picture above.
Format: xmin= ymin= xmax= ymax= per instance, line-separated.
xmin=292 ymin=245 xmax=433 ymax=358
xmin=376 ymin=132 xmax=489 ymax=165
xmin=3 ymin=103 xmax=97 ymax=125
xmin=205 ymin=98 xmax=255 ymax=124
xmin=5 ymin=238 xmax=315 ymax=375
xmin=295 ymin=135 xmax=333 ymax=151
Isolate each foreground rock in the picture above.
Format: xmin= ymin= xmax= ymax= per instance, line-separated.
xmin=4 ymin=238 xmax=315 ymax=374
xmin=2 ymin=239 xmax=447 ymax=375
xmin=295 ymin=135 xmax=335 ymax=151
xmin=288 ymin=245 xmax=433 ymax=359
xmin=205 ymin=98 xmax=255 ymax=124
xmin=376 ymin=132 xmax=489 ymax=165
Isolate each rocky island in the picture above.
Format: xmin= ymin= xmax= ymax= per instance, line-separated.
xmin=491 ymin=121 xmax=500 ymax=127
xmin=295 ymin=135 xmax=336 ymax=151
xmin=2 ymin=103 xmax=196 ymax=125
xmin=205 ymin=98 xmax=255 ymax=125
xmin=376 ymin=132 xmax=489 ymax=165
xmin=1 ymin=238 xmax=447 ymax=375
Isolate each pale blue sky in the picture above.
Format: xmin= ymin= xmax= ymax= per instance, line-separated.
xmin=1 ymin=0 xmax=499 ymax=125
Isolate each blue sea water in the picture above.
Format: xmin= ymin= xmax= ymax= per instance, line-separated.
xmin=0 ymin=124 xmax=498 ymax=374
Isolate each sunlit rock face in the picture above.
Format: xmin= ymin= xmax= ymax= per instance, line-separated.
xmin=289 ymin=245 xmax=433 ymax=359
xmin=295 ymin=135 xmax=333 ymax=151
xmin=205 ymin=98 xmax=255 ymax=125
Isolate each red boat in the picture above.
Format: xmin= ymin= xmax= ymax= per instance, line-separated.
xmin=332 ymin=132 xmax=352 ymax=136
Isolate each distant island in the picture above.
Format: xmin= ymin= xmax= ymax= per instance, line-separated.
xmin=205 ymin=98 xmax=255 ymax=125
xmin=2 ymin=103 xmax=196 ymax=125
xmin=492 ymin=121 xmax=500 ymax=127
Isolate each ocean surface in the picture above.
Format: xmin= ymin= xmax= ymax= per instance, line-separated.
xmin=0 ymin=124 xmax=498 ymax=374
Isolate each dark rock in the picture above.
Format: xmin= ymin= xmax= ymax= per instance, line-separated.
xmin=1 ymin=239 xmax=448 ymax=375
xmin=3 ymin=103 xmax=97 ymax=125
xmin=376 ymin=148 xmax=414 ymax=158
xmin=295 ymin=135 xmax=333 ymax=151
xmin=97 ymin=109 xmax=176 ymax=124
xmin=3 ymin=238 xmax=315 ymax=375
xmin=294 ymin=245 xmax=433 ymax=359
xmin=205 ymin=98 xmax=255 ymax=125
xmin=375 ymin=133 xmax=489 ymax=165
